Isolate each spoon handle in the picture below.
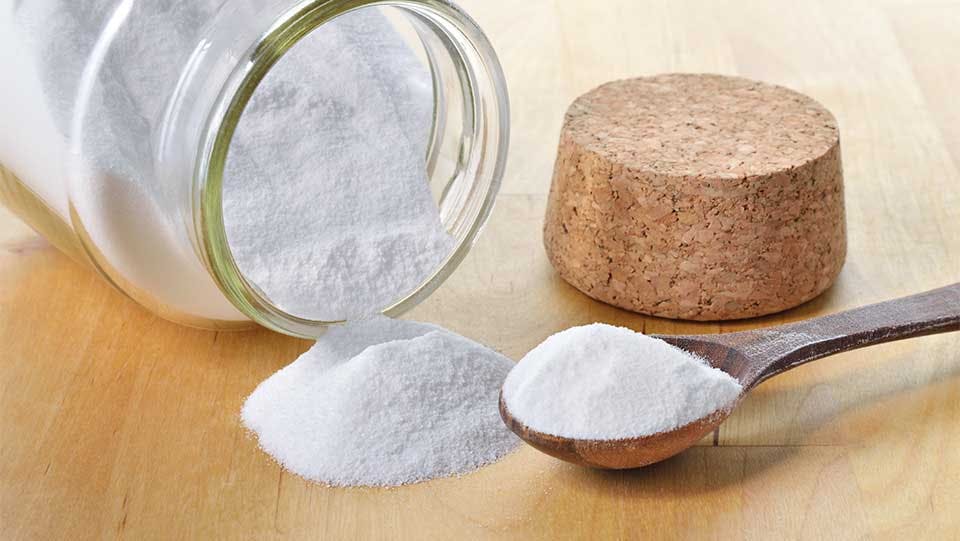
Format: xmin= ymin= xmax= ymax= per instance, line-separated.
xmin=718 ymin=282 xmax=960 ymax=387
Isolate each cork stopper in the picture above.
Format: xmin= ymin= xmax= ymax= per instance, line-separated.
xmin=544 ymin=74 xmax=846 ymax=320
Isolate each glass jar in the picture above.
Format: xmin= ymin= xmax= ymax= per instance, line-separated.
xmin=0 ymin=0 xmax=509 ymax=337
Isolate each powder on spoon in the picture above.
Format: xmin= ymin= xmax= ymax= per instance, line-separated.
xmin=501 ymin=323 xmax=743 ymax=440
xmin=242 ymin=317 xmax=520 ymax=487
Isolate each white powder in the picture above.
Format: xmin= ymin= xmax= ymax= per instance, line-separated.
xmin=222 ymin=9 xmax=455 ymax=321
xmin=241 ymin=317 xmax=520 ymax=487
xmin=13 ymin=0 xmax=247 ymax=321
xmin=13 ymin=2 xmax=745 ymax=478
xmin=13 ymin=3 xmax=453 ymax=322
xmin=19 ymin=2 xmax=504 ymax=486
xmin=501 ymin=323 xmax=743 ymax=440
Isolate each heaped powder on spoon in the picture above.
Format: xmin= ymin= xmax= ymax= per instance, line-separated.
xmin=241 ymin=317 xmax=520 ymax=487
xmin=222 ymin=9 xmax=454 ymax=321
xmin=501 ymin=323 xmax=743 ymax=440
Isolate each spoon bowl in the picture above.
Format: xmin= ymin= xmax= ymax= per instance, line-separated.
xmin=499 ymin=394 xmax=736 ymax=469
xmin=500 ymin=283 xmax=960 ymax=469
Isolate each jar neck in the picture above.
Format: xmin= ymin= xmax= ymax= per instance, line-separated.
xmin=165 ymin=0 xmax=508 ymax=338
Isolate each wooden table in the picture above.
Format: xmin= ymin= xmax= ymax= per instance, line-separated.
xmin=2 ymin=0 xmax=959 ymax=538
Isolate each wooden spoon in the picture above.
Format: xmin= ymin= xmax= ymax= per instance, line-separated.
xmin=500 ymin=283 xmax=960 ymax=469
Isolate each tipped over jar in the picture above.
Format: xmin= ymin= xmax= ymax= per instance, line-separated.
xmin=0 ymin=0 xmax=509 ymax=337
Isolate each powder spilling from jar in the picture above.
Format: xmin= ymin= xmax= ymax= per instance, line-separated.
xmin=14 ymin=0 xmax=517 ymax=487
xmin=242 ymin=317 xmax=519 ymax=487
xmin=501 ymin=323 xmax=743 ymax=439
xmin=227 ymin=11 xmax=520 ymax=486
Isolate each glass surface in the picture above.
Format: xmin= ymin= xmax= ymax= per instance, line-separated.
xmin=0 ymin=0 xmax=509 ymax=337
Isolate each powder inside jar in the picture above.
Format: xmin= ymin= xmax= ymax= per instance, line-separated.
xmin=501 ymin=323 xmax=743 ymax=439
xmin=222 ymin=9 xmax=454 ymax=321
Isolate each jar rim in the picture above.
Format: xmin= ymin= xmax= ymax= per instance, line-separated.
xmin=194 ymin=0 xmax=509 ymax=338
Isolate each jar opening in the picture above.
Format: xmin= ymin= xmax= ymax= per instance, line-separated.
xmin=195 ymin=0 xmax=509 ymax=338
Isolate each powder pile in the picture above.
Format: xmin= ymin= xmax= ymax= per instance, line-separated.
xmin=241 ymin=317 xmax=520 ymax=487
xmin=501 ymin=323 xmax=743 ymax=439
xmin=222 ymin=14 xmax=512 ymax=485
xmin=222 ymin=9 xmax=454 ymax=321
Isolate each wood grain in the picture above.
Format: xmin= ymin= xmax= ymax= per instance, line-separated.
xmin=2 ymin=0 xmax=960 ymax=539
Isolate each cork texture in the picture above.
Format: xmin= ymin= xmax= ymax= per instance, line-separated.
xmin=544 ymin=74 xmax=846 ymax=320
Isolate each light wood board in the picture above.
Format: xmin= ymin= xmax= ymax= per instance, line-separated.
xmin=2 ymin=0 xmax=959 ymax=538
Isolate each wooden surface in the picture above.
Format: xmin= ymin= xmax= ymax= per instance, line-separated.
xmin=2 ymin=0 xmax=960 ymax=538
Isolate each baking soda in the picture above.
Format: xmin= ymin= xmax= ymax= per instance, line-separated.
xmin=241 ymin=317 xmax=519 ymax=487
xmin=223 ymin=9 xmax=454 ymax=321
xmin=12 ymin=0 xmax=247 ymax=320
xmin=501 ymin=323 xmax=743 ymax=439
xmin=18 ymin=2 xmax=510 ymax=485
xmin=224 ymin=13 xmax=516 ymax=485
xmin=12 ymin=4 xmax=452 ymax=322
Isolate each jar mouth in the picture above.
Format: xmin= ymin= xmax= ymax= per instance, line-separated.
xmin=194 ymin=0 xmax=509 ymax=338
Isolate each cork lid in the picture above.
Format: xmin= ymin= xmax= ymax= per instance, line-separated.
xmin=544 ymin=74 xmax=846 ymax=321
xmin=564 ymin=73 xmax=839 ymax=180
